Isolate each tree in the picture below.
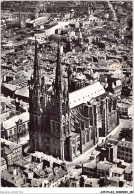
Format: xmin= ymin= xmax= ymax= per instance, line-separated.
xmin=119 ymin=128 xmax=132 ymax=142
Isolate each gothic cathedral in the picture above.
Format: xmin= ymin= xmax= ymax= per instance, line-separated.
xmin=29 ymin=40 xmax=73 ymax=161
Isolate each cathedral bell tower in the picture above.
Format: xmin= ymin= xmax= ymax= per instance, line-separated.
xmin=50 ymin=42 xmax=73 ymax=161
xmin=29 ymin=37 xmax=46 ymax=153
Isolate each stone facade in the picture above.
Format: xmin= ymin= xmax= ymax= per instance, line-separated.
xmin=29 ymin=40 xmax=119 ymax=161
xmin=2 ymin=112 xmax=29 ymax=143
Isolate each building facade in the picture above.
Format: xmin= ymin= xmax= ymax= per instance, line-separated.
xmin=29 ymin=40 xmax=119 ymax=161
xmin=2 ymin=112 xmax=29 ymax=143
xmin=1 ymin=157 xmax=7 ymax=172
xmin=117 ymin=141 xmax=132 ymax=163
xmin=1 ymin=138 xmax=22 ymax=166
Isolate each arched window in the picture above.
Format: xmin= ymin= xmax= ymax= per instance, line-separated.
xmin=9 ymin=130 xmax=12 ymax=136
xmin=62 ymin=102 xmax=65 ymax=115
xmin=14 ymin=128 xmax=17 ymax=134
xmin=86 ymin=131 xmax=89 ymax=142
xmin=91 ymin=129 xmax=94 ymax=140
xmin=35 ymin=117 xmax=38 ymax=126
xmin=23 ymin=124 xmax=26 ymax=135
xmin=82 ymin=135 xmax=85 ymax=145
xmin=18 ymin=126 xmax=22 ymax=133
xmin=23 ymin=124 xmax=26 ymax=129
xmin=52 ymin=121 xmax=55 ymax=133
xmin=77 ymin=144 xmax=80 ymax=151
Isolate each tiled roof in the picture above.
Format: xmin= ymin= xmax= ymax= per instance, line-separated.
xmin=31 ymin=179 xmax=43 ymax=187
xmin=125 ymin=164 xmax=132 ymax=174
xmin=106 ymin=138 xmax=119 ymax=145
xmin=85 ymin=178 xmax=99 ymax=187
xmin=32 ymin=151 xmax=63 ymax=164
xmin=56 ymin=167 xmax=67 ymax=179
xmin=112 ymin=167 xmax=124 ymax=174
xmin=118 ymin=141 xmax=132 ymax=149
xmin=3 ymin=112 xmax=29 ymax=130
xmin=84 ymin=160 xmax=96 ymax=169
xmin=117 ymin=102 xmax=132 ymax=109
xmin=14 ymin=159 xmax=30 ymax=167
xmin=15 ymin=87 xmax=29 ymax=98
xmin=69 ymin=81 xmax=105 ymax=108
xmin=1 ymin=171 xmax=15 ymax=184
xmin=75 ymin=46 xmax=82 ymax=52
xmin=97 ymin=161 xmax=113 ymax=171
xmin=1 ymin=138 xmax=21 ymax=151
xmin=45 ymin=168 xmax=67 ymax=183
xmin=2 ymin=83 xmax=18 ymax=91
xmin=8 ymin=76 xmax=29 ymax=85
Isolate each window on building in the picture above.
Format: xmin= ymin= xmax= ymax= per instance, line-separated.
xmin=73 ymin=147 xmax=75 ymax=154
xmin=72 ymin=139 xmax=75 ymax=144
xmin=27 ymin=122 xmax=29 ymax=129
xmin=62 ymin=102 xmax=65 ymax=115
xmin=35 ymin=117 xmax=38 ymax=126
xmin=91 ymin=130 xmax=94 ymax=140
xmin=86 ymin=131 xmax=89 ymax=142
xmin=77 ymin=137 xmax=80 ymax=142
xmin=77 ymin=144 xmax=80 ymax=151
xmin=23 ymin=124 xmax=26 ymax=129
xmin=18 ymin=126 xmax=22 ymax=133
xmin=14 ymin=128 xmax=17 ymax=134
xmin=9 ymin=130 xmax=12 ymax=135
xmin=82 ymin=135 xmax=85 ymax=145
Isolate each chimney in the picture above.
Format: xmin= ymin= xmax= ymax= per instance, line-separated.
xmin=100 ymin=98 xmax=105 ymax=114
xmin=60 ymin=45 xmax=63 ymax=55
xmin=109 ymin=99 xmax=112 ymax=112
xmin=13 ymin=168 xmax=17 ymax=176
xmin=104 ymin=157 xmax=106 ymax=162
xmin=113 ymin=100 xmax=117 ymax=110
xmin=112 ymin=82 xmax=115 ymax=89
xmin=22 ymin=175 xmax=26 ymax=184
xmin=13 ymin=75 xmax=15 ymax=80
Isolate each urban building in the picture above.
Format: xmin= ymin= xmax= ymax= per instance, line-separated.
xmin=2 ymin=112 xmax=29 ymax=142
xmin=97 ymin=138 xmax=132 ymax=164
xmin=29 ymin=40 xmax=99 ymax=161
xmin=117 ymin=101 xmax=133 ymax=118
xmin=1 ymin=138 xmax=22 ymax=166
xmin=105 ymin=78 xmax=122 ymax=97
xmin=117 ymin=140 xmax=132 ymax=163
xmin=124 ymin=164 xmax=132 ymax=182
xmin=26 ymin=16 xmax=49 ymax=28
xmin=28 ymin=39 xmax=119 ymax=161
xmin=1 ymin=157 xmax=7 ymax=172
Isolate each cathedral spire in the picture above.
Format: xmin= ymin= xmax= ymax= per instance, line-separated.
xmin=34 ymin=36 xmax=40 ymax=82
xmin=55 ymin=41 xmax=63 ymax=93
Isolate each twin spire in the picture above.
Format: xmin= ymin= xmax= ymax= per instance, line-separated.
xmin=33 ymin=38 xmax=64 ymax=94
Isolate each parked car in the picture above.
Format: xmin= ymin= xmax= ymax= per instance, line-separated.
xmin=75 ymin=164 xmax=81 ymax=169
